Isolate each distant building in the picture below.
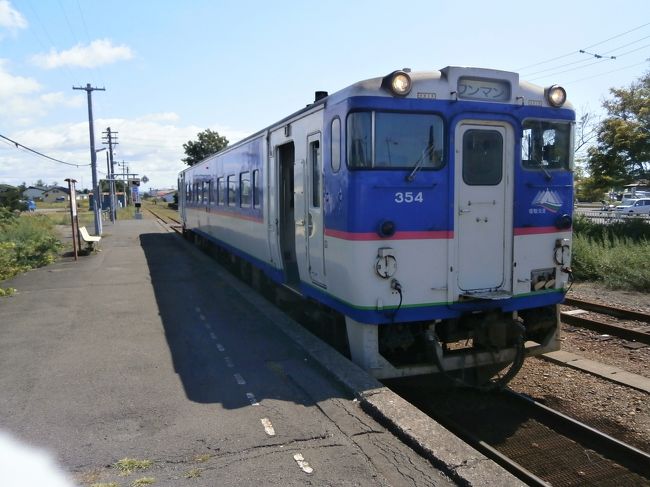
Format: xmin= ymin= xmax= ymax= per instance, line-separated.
xmin=150 ymin=188 xmax=176 ymax=203
xmin=41 ymin=186 xmax=70 ymax=203
xmin=22 ymin=186 xmax=47 ymax=201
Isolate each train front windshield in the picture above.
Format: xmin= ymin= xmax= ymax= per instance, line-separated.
xmin=347 ymin=111 xmax=445 ymax=169
xmin=521 ymin=120 xmax=572 ymax=171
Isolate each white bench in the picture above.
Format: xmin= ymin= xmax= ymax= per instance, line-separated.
xmin=79 ymin=226 xmax=101 ymax=251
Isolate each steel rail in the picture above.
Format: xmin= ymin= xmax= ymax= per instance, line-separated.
xmin=563 ymin=297 xmax=650 ymax=323
xmin=504 ymin=389 xmax=650 ymax=477
xmin=560 ymin=311 xmax=650 ymax=345
xmin=428 ymin=408 xmax=552 ymax=487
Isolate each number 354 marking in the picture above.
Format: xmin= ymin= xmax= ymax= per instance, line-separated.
xmin=394 ymin=191 xmax=424 ymax=203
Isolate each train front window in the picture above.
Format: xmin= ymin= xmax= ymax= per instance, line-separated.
xmin=347 ymin=111 xmax=444 ymax=169
xmin=522 ymin=120 xmax=572 ymax=171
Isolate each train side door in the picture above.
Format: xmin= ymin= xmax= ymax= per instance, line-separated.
xmin=454 ymin=122 xmax=513 ymax=296
xmin=305 ymin=133 xmax=326 ymax=287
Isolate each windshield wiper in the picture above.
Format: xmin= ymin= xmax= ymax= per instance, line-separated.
xmin=535 ymin=160 xmax=553 ymax=181
xmin=406 ymin=127 xmax=435 ymax=182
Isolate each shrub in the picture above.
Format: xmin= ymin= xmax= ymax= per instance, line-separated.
xmin=0 ymin=214 xmax=62 ymax=282
xmin=571 ymin=232 xmax=650 ymax=291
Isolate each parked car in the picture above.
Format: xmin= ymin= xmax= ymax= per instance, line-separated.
xmin=615 ymin=198 xmax=650 ymax=215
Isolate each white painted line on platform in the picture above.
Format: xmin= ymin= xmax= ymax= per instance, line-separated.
xmin=195 ymin=307 xmax=201 ymax=313
xmin=246 ymin=393 xmax=259 ymax=406
xmin=209 ymin=332 xmax=217 ymax=340
xmin=199 ymin=314 xmax=207 ymax=321
xmin=234 ymin=373 xmax=246 ymax=385
xmin=260 ymin=418 xmax=276 ymax=436
xmin=224 ymin=357 xmax=234 ymax=368
xmin=216 ymin=344 xmax=225 ymax=352
xmin=203 ymin=322 xmax=211 ymax=330
xmin=293 ymin=453 xmax=313 ymax=474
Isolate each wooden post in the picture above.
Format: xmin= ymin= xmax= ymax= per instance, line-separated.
xmin=65 ymin=178 xmax=79 ymax=261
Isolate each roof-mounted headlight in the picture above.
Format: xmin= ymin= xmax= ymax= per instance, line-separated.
xmin=546 ymin=85 xmax=567 ymax=107
xmin=381 ymin=70 xmax=412 ymax=97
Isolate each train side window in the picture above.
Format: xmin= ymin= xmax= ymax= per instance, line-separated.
xmin=208 ymin=180 xmax=214 ymax=205
xmin=347 ymin=112 xmax=372 ymax=168
xmin=240 ymin=172 xmax=251 ymax=207
xmin=331 ymin=118 xmax=341 ymax=173
xmin=217 ymin=177 xmax=225 ymax=205
xmin=310 ymin=140 xmax=321 ymax=208
xmin=252 ymin=169 xmax=261 ymax=209
xmin=227 ymin=175 xmax=236 ymax=206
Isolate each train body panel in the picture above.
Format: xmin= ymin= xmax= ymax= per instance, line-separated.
xmin=179 ymin=66 xmax=575 ymax=384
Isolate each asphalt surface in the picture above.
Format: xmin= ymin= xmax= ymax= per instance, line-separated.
xmin=0 ymin=216 xmax=520 ymax=486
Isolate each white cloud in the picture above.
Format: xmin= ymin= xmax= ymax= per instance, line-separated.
xmin=31 ymin=39 xmax=134 ymax=69
xmin=0 ymin=0 xmax=27 ymax=30
xmin=0 ymin=61 xmax=83 ymax=125
xmin=0 ymin=115 xmax=249 ymax=190
xmin=0 ymin=59 xmax=40 ymax=96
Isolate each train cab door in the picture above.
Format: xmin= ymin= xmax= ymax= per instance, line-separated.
xmin=305 ymin=133 xmax=326 ymax=287
xmin=453 ymin=122 xmax=513 ymax=298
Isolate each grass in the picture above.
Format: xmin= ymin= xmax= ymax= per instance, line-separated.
xmin=114 ymin=458 xmax=153 ymax=476
xmin=571 ymin=215 xmax=650 ymax=291
xmin=131 ymin=478 xmax=155 ymax=486
xmin=184 ymin=468 xmax=203 ymax=478
xmin=0 ymin=208 xmax=62 ymax=283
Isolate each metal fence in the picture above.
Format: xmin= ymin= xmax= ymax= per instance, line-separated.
xmin=574 ymin=208 xmax=650 ymax=224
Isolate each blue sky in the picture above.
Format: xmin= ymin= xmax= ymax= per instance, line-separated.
xmin=1 ymin=0 xmax=649 ymax=190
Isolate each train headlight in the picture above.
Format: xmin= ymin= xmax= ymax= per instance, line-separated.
xmin=382 ymin=70 xmax=412 ymax=97
xmin=555 ymin=214 xmax=572 ymax=230
xmin=378 ymin=219 xmax=396 ymax=238
xmin=545 ymin=85 xmax=567 ymax=107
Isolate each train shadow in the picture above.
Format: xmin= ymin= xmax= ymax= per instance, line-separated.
xmin=139 ymin=232 xmax=350 ymax=409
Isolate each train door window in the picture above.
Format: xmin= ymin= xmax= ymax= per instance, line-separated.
xmin=240 ymin=172 xmax=251 ymax=207
xmin=217 ymin=177 xmax=225 ymax=205
xmin=310 ymin=140 xmax=321 ymax=208
xmin=252 ymin=169 xmax=261 ymax=209
xmin=194 ymin=183 xmax=199 ymax=202
xmin=202 ymin=181 xmax=208 ymax=204
xmin=331 ymin=118 xmax=341 ymax=173
xmin=462 ymin=130 xmax=503 ymax=185
xmin=186 ymin=183 xmax=191 ymax=202
xmin=227 ymin=175 xmax=236 ymax=206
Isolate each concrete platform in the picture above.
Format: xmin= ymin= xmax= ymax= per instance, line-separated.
xmin=0 ymin=217 xmax=522 ymax=486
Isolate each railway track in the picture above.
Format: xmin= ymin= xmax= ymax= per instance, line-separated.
xmin=146 ymin=208 xmax=183 ymax=233
xmin=561 ymin=296 xmax=650 ymax=345
xmin=388 ymin=384 xmax=650 ymax=487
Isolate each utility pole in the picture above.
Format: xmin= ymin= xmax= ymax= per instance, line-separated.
xmin=102 ymin=127 xmax=118 ymax=222
xmin=73 ymin=83 xmax=105 ymax=236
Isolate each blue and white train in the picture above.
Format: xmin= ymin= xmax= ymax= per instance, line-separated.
xmin=179 ymin=66 xmax=574 ymax=388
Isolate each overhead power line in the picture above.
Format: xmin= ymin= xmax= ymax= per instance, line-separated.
xmin=517 ymin=22 xmax=650 ymax=75
xmin=0 ymin=133 xmax=90 ymax=167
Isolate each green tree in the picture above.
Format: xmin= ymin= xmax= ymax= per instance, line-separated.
xmin=182 ymin=129 xmax=228 ymax=166
xmin=586 ymin=71 xmax=650 ymax=192
xmin=0 ymin=185 xmax=26 ymax=211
